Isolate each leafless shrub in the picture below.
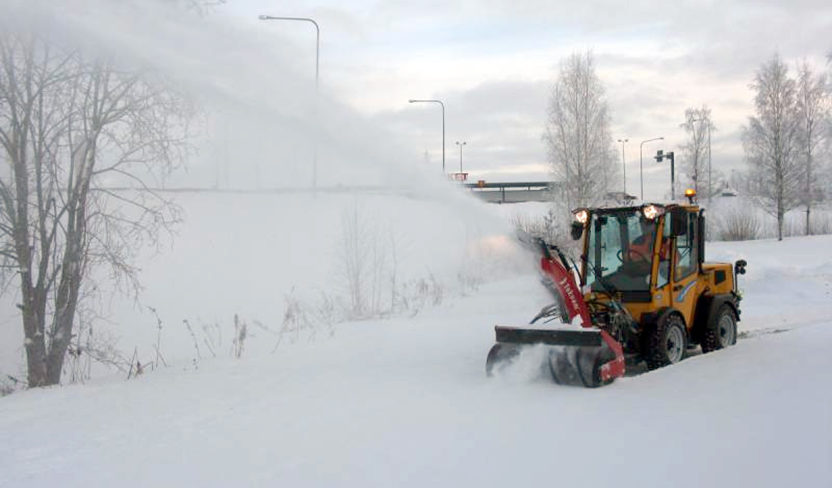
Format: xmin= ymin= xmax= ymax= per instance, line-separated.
xmin=457 ymin=266 xmax=483 ymax=295
xmin=716 ymin=206 xmax=762 ymax=241
xmin=271 ymin=289 xmax=337 ymax=352
xmin=395 ymin=274 xmax=444 ymax=316
xmin=126 ymin=347 xmax=151 ymax=379
xmin=511 ymin=209 xmax=567 ymax=247
xmin=148 ymin=307 xmax=168 ymax=368
xmin=337 ymin=204 xmax=404 ymax=320
xmin=182 ymin=319 xmax=202 ymax=362
xmin=810 ymin=213 xmax=832 ymax=235
xmin=0 ymin=376 xmax=23 ymax=396
xmin=338 ymin=205 xmax=373 ymax=318
xmin=65 ymin=314 xmax=132 ymax=384
xmin=783 ymin=218 xmax=803 ymax=238
xmin=778 ymin=206 xmax=832 ymax=237
xmin=232 ymin=314 xmax=247 ymax=359
xmin=310 ymin=293 xmax=337 ymax=338
xmin=510 ymin=207 xmax=583 ymax=262
xmin=198 ymin=322 xmax=220 ymax=358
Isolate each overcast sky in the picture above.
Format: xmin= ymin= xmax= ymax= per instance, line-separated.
xmin=222 ymin=0 xmax=830 ymax=200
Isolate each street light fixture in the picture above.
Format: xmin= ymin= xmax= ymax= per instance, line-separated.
xmin=455 ymin=141 xmax=467 ymax=173
xmin=639 ymin=137 xmax=664 ymax=201
xmin=259 ymin=14 xmax=321 ymax=191
xmin=408 ymin=99 xmax=446 ymax=173
xmin=617 ymin=139 xmax=629 ymax=194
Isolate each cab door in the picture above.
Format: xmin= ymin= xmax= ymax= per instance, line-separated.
xmin=671 ymin=210 xmax=700 ymax=326
xmin=651 ymin=214 xmax=673 ymax=311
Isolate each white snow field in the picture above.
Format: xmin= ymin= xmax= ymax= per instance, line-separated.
xmin=1 ymin=193 xmax=831 ymax=488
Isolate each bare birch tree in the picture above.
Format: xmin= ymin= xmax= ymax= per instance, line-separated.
xmin=679 ymin=106 xmax=715 ymax=197
xmin=742 ymin=54 xmax=802 ymax=241
xmin=0 ymin=31 xmax=189 ymax=387
xmin=794 ymin=61 xmax=830 ymax=235
xmin=544 ymin=51 xmax=617 ymax=210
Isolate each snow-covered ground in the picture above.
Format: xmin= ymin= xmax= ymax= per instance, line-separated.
xmin=1 ymin=194 xmax=831 ymax=488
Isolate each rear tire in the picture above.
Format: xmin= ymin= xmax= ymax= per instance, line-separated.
xmin=645 ymin=313 xmax=687 ymax=370
xmin=701 ymin=304 xmax=737 ymax=353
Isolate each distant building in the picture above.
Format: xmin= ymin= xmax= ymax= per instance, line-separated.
xmin=605 ymin=191 xmax=637 ymax=204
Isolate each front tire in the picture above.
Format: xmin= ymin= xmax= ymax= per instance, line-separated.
xmin=645 ymin=313 xmax=687 ymax=370
xmin=701 ymin=304 xmax=737 ymax=353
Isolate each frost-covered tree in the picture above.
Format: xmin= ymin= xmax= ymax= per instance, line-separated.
xmin=794 ymin=61 xmax=830 ymax=235
xmin=543 ymin=51 xmax=617 ymax=210
xmin=0 ymin=31 xmax=189 ymax=387
xmin=679 ymin=106 xmax=716 ymax=199
xmin=742 ymin=54 xmax=802 ymax=241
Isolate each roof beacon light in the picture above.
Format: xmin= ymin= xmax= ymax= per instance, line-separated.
xmin=684 ymin=188 xmax=697 ymax=203
xmin=574 ymin=209 xmax=589 ymax=224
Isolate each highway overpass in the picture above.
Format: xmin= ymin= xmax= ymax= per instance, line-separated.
xmin=463 ymin=181 xmax=558 ymax=204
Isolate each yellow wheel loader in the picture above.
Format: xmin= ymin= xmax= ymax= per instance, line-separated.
xmin=486 ymin=193 xmax=747 ymax=387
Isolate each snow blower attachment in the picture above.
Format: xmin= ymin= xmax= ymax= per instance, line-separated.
xmin=486 ymin=238 xmax=625 ymax=387
xmin=486 ymin=201 xmax=744 ymax=387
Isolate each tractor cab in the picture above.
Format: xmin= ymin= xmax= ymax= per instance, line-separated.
xmin=571 ymin=201 xmax=723 ymax=332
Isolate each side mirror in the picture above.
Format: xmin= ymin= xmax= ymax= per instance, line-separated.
xmin=670 ymin=209 xmax=687 ymax=237
xmin=570 ymin=222 xmax=584 ymax=241
xmin=735 ymin=259 xmax=747 ymax=275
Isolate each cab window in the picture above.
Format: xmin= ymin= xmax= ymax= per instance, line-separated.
xmin=656 ymin=216 xmax=671 ymax=288
xmin=674 ymin=212 xmax=698 ymax=281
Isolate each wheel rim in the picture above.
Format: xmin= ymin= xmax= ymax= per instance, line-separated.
xmin=718 ymin=313 xmax=735 ymax=347
xmin=665 ymin=324 xmax=684 ymax=363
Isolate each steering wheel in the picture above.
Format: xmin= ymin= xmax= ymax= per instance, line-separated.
xmin=617 ymin=248 xmax=651 ymax=263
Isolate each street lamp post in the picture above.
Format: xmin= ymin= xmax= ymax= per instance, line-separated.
xmin=639 ymin=137 xmax=664 ymax=201
xmin=617 ymin=139 xmax=629 ymax=194
xmin=408 ymin=99 xmax=445 ymax=173
xmin=455 ymin=141 xmax=467 ymax=173
xmin=259 ymin=15 xmax=320 ymax=191
xmin=258 ymin=15 xmax=319 ymax=89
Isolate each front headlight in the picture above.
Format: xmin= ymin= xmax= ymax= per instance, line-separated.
xmin=643 ymin=204 xmax=661 ymax=220
xmin=574 ymin=209 xmax=589 ymax=224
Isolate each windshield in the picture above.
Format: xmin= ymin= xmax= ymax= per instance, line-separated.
xmin=585 ymin=210 xmax=657 ymax=292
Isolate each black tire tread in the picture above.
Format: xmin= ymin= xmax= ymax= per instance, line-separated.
xmin=644 ymin=313 xmax=686 ymax=370
xmin=701 ymin=304 xmax=736 ymax=353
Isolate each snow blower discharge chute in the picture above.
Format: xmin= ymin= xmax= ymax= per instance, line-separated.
xmin=486 ymin=199 xmax=746 ymax=388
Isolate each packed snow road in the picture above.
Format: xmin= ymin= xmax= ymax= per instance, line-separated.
xmin=1 ymin=235 xmax=831 ymax=487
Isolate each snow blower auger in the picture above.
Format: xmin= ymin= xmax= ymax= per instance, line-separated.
xmin=486 ymin=191 xmax=746 ymax=388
